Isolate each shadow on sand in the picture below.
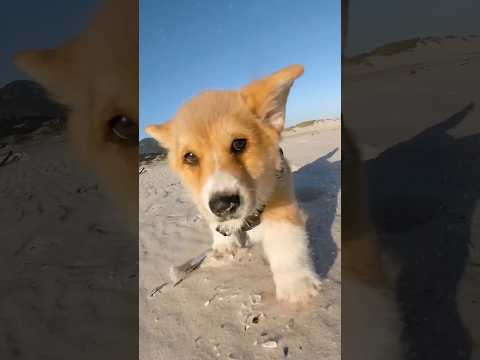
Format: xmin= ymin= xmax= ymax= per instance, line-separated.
xmin=293 ymin=148 xmax=340 ymax=278
xmin=365 ymin=102 xmax=478 ymax=359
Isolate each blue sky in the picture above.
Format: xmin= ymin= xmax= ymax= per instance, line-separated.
xmin=140 ymin=0 xmax=340 ymax=138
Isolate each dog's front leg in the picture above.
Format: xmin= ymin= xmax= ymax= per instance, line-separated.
xmin=209 ymin=224 xmax=240 ymax=258
xmin=262 ymin=219 xmax=321 ymax=303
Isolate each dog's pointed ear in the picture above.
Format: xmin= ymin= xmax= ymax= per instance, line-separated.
xmin=145 ymin=122 xmax=173 ymax=149
xmin=12 ymin=42 xmax=76 ymax=103
xmin=241 ymin=64 xmax=304 ymax=134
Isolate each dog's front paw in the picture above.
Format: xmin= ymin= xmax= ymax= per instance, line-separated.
xmin=203 ymin=242 xmax=238 ymax=267
xmin=275 ymin=272 xmax=321 ymax=304
xmin=212 ymin=243 xmax=238 ymax=259
xmin=203 ymin=243 xmax=238 ymax=268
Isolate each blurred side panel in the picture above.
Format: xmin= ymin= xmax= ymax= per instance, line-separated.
xmin=0 ymin=1 xmax=139 ymax=359
xmin=342 ymin=0 xmax=480 ymax=359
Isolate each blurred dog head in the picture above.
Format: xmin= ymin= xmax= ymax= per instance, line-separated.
xmin=13 ymin=0 xmax=138 ymax=219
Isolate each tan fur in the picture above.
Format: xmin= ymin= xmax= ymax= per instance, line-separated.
xmin=12 ymin=0 xmax=138 ymax=219
xmin=263 ymin=161 xmax=305 ymax=227
xmin=264 ymin=201 xmax=305 ymax=227
xmin=148 ymin=91 xmax=279 ymax=210
xmin=147 ymin=65 xmax=321 ymax=303
xmin=241 ymin=65 xmax=304 ymax=133
xmin=146 ymin=65 xmax=303 ymax=220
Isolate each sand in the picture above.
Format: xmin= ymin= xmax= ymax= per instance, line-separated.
xmin=139 ymin=121 xmax=341 ymax=360
xmin=0 ymin=130 xmax=138 ymax=359
xmin=344 ymin=36 xmax=480 ymax=359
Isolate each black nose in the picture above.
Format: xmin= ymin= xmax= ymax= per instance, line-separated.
xmin=209 ymin=193 xmax=240 ymax=217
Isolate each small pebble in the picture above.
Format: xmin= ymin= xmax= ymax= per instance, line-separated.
xmin=204 ymin=294 xmax=217 ymax=306
xmin=215 ymin=286 xmax=229 ymax=292
xmin=249 ymin=294 xmax=262 ymax=305
xmin=262 ymin=341 xmax=278 ymax=349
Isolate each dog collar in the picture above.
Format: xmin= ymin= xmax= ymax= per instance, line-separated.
xmin=215 ymin=148 xmax=285 ymax=237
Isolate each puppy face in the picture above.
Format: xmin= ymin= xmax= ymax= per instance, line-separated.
xmin=12 ymin=0 xmax=139 ymax=219
xmin=146 ymin=65 xmax=303 ymax=230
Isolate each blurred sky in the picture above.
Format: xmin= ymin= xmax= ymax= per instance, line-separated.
xmin=0 ymin=1 xmax=99 ymax=87
xmin=346 ymin=0 xmax=480 ymax=55
xmin=140 ymin=0 xmax=341 ymax=138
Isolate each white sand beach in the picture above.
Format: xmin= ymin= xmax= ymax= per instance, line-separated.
xmin=139 ymin=121 xmax=341 ymax=360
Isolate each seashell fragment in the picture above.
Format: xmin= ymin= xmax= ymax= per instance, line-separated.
xmin=261 ymin=340 xmax=278 ymax=349
xmin=249 ymin=294 xmax=262 ymax=305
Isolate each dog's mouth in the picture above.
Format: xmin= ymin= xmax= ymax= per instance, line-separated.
xmin=219 ymin=202 xmax=240 ymax=218
xmin=216 ymin=213 xmax=241 ymax=222
xmin=213 ymin=199 xmax=257 ymax=223
xmin=215 ymin=205 xmax=265 ymax=236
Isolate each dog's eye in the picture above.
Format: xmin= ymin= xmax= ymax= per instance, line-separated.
xmin=109 ymin=115 xmax=138 ymax=144
xmin=231 ymin=138 xmax=247 ymax=154
xmin=184 ymin=152 xmax=198 ymax=166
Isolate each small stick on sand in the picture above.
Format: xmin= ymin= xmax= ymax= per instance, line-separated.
xmin=149 ymin=282 xmax=169 ymax=298
xmin=170 ymin=250 xmax=210 ymax=287
xmin=0 ymin=150 xmax=13 ymax=167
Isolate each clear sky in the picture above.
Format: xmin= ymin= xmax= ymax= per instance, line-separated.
xmin=140 ymin=0 xmax=341 ymax=138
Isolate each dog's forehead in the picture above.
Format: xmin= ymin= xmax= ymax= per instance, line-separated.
xmin=173 ymin=91 xmax=253 ymax=134
xmin=179 ymin=91 xmax=247 ymax=121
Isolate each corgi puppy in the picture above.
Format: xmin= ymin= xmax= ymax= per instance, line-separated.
xmin=146 ymin=65 xmax=321 ymax=303
xmin=12 ymin=0 xmax=139 ymax=220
